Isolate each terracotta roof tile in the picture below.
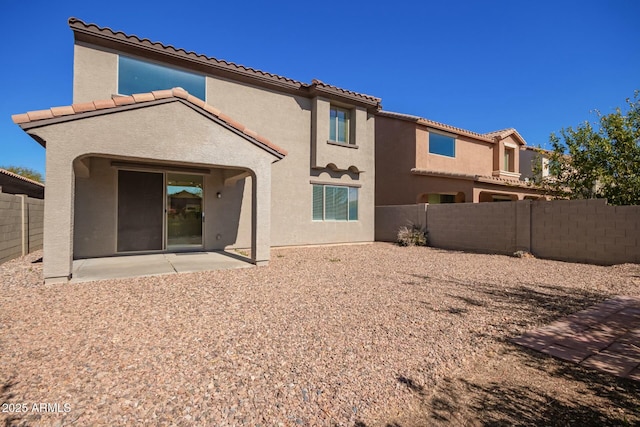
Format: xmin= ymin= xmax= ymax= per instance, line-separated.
xmin=131 ymin=93 xmax=155 ymax=103
xmin=12 ymin=88 xmax=287 ymax=158
xmin=218 ymin=114 xmax=245 ymax=132
xmin=112 ymin=95 xmax=136 ymax=106
xmin=171 ymin=87 xmax=189 ymax=99
xmin=11 ymin=113 xmax=30 ymax=124
xmin=72 ymin=101 xmax=97 ymax=113
xmin=203 ymin=104 xmax=221 ymax=117
xmin=68 ymin=17 xmax=381 ymax=109
xmin=150 ymin=89 xmax=173 ymax=100
xmin=93 ymin=99 xmax=116 ymax=110
xmin=243 ymin=128 xmax=258 ymax=139
xmin=186 ymin=94 xmax=206 ymax=109
xmin=27 ymin=109 xmax=54 ymax=121
xmin=51 ymin=105 xmax=76 ymax=117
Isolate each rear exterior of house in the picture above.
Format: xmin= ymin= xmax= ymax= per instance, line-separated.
xmin=13 ymin=18 xmax=380 ymax=283
xmin=375 ymin=111 xmax=546 ymax=204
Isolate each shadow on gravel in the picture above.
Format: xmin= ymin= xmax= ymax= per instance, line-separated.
xmin=1 ymin=378 xmax=21 ymax=427
xmin=425 ymin=348 xmax=640 ymax=426
xmin=408 ymin=273 xmax=607 ymax=322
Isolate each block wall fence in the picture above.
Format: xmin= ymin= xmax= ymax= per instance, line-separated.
xmin=375 ymin=199 xmax=639 ymax=265
xmin=0 ymin=193 xmax=44 ymax=264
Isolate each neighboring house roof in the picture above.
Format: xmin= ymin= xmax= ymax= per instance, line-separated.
xmin=378 ymin=111 xmax=530 ymax=146
xmin=410 ymin=168 xmax=539 ymax=189
xmin=483 ymin=128 xmax=527 ymax=145
xmin=68 ymin=18 xmax=382 ymax=110
xmin=377 ymin=110 xmax=496 ymax=143
xmin=12 ymin=87 xmax=288 ymax=159
xmin=0 ymin=168 xmax=45 ymax=199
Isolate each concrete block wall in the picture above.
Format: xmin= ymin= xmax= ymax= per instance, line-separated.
xmin=376 ymin=199 xmax=639 ymax=265
xmin=375 ymin=204 xmax=427 ymax=242
xmin=426 ymin=201 xmax=525 ymax=255
xmin=531 ymin=199 xmax=639 ymax=265
xmin=0 ymin=193 xmax=44 ymax=264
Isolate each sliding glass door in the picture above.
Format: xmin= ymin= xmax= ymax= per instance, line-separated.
xmin=117 ymin=170 xmax=204 ymax=252
xmin=166 ymin=173 xmax=203 ymax=249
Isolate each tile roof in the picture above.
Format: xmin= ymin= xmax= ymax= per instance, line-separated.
xmin=411 ymin=168 xmax=540 ymax=189
xmin=379 ymin=111 xmax=530 ymax=146
xmin=378 ymin=111 xmax=495 ymax=143
xmin=484 ymin=128 xmax=527 ymax=145
xmin=0 ymin=168 xmax=45 ymax=187
xmin=68 ymin=18 xmax=381 ymax=108
xmin=12 ymin=87 xmax=287 ymax=158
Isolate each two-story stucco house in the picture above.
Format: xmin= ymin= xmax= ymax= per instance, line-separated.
xmin=12 ymin=18 xmax=380 ymax=283
xmin=375 ymin=111 xmax=546 ymax=205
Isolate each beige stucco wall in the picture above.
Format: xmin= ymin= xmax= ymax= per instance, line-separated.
xmin=204 ymin=74 xmax=374 ymax=247
xmin=29 ymin=101 xmax=278 ymax=280
xmin=66 ymin=42 xmax=376 ymax=259
xmin=73 ymin=43 xmax=118 ymax=103
xmin=72 ymin=158 xmax=252 ymax=258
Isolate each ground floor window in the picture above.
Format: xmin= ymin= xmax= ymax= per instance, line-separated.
xmin=312 ymin=184 xmax=358 ymax=221
xmin=427 ymin=194 xmax=456 ymax=204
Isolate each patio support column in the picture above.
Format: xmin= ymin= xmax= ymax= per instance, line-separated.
xmin=42 ymin=150 xmax=75 ymax=283
xmin=251 ymin=164 xmax=272 ymax=266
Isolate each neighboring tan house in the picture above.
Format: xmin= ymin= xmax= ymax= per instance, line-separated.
xmin=12 ymin=18 xmax=380 ymax=283
xmin=0 ymin=168 xmax=45 ymax=199
xmin=520 ymin=145 xmax=551 ymax=182
xmin=375 ymin=111 xmax=547 ymax=205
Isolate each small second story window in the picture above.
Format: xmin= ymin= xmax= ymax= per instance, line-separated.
xmin=428 ymin=132 xmax=455 ymax=157
xmin=118 ymin=56 xmax=206 ymax=100
xmin=504 ymin=147 xmax=515 ymax=171
xmin=329 ymin=106 xmax=350 ymax=144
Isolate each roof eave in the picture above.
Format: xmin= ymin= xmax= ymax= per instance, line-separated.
xmin=69 ymin=18 xmax=380 ymax=110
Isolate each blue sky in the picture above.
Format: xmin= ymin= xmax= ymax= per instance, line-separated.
xmin=1 ymin=0 xmax=638 ymax=177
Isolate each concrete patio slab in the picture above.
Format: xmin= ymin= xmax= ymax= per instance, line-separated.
xmin=71 ymin=251 xmax=253 ymax=283
xmin=512 ymin=295 xmax=640 ymax=381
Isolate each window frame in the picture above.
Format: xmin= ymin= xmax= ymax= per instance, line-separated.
xmin=428 ymin=131 xmax=456 ymax=158
xmin=117 ymin=55 xmax=206 ymax=100
xmin=312 ymin=184 xmax=358 ymax=222
xmin=504 ymin=147 xmax=515 ymax=171
xmin=329 ymin=106 xmax=351 ymax=145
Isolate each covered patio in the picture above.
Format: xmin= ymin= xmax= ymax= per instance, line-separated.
xmin=71 ymin=250 xmax=253 ymax=283
xmin=12 ymin=88 xmax=287 ymax=283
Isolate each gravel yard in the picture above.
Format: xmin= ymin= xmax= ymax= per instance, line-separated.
xmin=1 ymin=243 xmax=639 ymax=426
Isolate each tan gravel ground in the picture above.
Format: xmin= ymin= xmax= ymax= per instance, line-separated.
xmin=1 ymin=243 xmax=639 ymax=426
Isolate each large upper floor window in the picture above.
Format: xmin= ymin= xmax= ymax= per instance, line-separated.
xmin=429 ymin=132 xmax=455 ymax=157
xmin=312 ymin=184 xmax=358 ymax=221
xmin=329 ymin=106 xmax=351 ymax=144
xmin=118 ymin=56 xmax=206 ymax=100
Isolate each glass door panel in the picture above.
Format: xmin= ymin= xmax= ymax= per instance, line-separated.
xmin=166 ymin=173 xmax=203 ymax=249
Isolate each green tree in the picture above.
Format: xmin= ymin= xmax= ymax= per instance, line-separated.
xmin=0 ymin=166 xmax=44 ymax=183
xmin=535 ymin=91 xmax=640 ymax=205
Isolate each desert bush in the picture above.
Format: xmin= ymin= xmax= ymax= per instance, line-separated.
xmin=397 ymin=225 xmax=428 ymax=247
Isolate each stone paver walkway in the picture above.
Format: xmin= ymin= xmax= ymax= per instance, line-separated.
xmin=512 ymin=295 xmax=640 ymax=381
